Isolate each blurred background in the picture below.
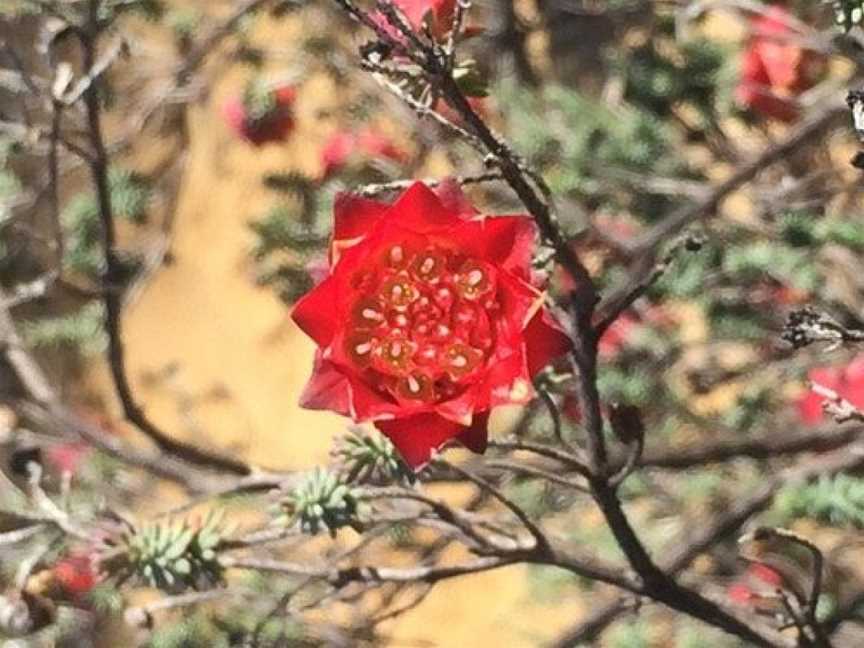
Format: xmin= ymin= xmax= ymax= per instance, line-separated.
xmin=4 ymin=0 xmax=864 ymax=646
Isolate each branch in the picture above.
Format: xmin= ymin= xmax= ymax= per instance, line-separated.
xmin=640 ymin=425 xmax=863 ymax=470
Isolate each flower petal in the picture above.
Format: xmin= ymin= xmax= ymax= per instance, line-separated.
xmin=433 ymin=178 xmax=477 ymax=219
xmin=375 ymin=413 xmax=463 ymax=468
xmin=333 ymin=192 xmax=390 ymax=245
xmin=291 ymin=275 xmax=340 ymax=347
xmin=299 ymin=352 xmax=353 ymax=416
xmin=375 ymin=410 xmax=490 ymax=468
xmin=524 ymin=308 xmax=571 ymax=376
xmin=389 ymin=182 xmax=463 ymax=233
xmin=457 ymin=411 xmax=490 ymax=454
xmin=479 ymin=216 xmax=536 ymax=277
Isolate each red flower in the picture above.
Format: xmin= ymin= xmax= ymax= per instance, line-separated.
xmin=735 ymin=5 xmax=821 ymax=122
xmin=728 ymin=562 xmax=784 ymax=612
xmin=54 ymin=554 xmax=98 ymax=597
xmin=291 ymin=181 xmax=571 ymax=467
xmin=222 ymin=85 xmax=297 ymax=146
xmin=796 ymin=354 xmax=864 ymax=425
xmin=397 ymin=0 xmax=454 ymax=38
xmin=598 ymin=312 xmax=639 ymax=359
xmin=320 ymin=129 xmax=407 ymax=179
xmin=44 ymin=442 xmax=90 ymax=475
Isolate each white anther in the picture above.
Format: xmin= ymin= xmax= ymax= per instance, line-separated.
xmin=467 ymin=269 xmax=483 ymax=287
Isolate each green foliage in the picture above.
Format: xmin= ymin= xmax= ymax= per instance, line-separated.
xmin=106 ymin=0 xmax=165 ymax=20
xmin=146 ymin=607 xmax=304 ymax=648
xmin=675 ymin=622 xmax=745 ymax=648
xmin=611 ymin=19 xmax=727 ymax=121
xmin=781 ymin=211 xmax=864 ymax=251
xmin=250 ymin=206 xmax=327 ymax=259
xmin=0 ymin=137 xmax=22 ymax=241
xmin=832 ymin=0 xmax=864 ymax=30
xmin=332 ymin=428 xmax=414 ymax=485
xmin=720 ymin=386 xmax=773 ymax=432
xmin=774 ymin=474 xmax=864 ymax=528
xmin=597 ymin=365 xmax=655 ymax=406
xmin=166 ymin=7 xmax=202 ymax=38
xmin=248 ymin=174 xmax=333 ymax=303
xmin=22 ymin=302 xmax=107 ymax=355
xmin=723 ymin=241 xmax=818 ymax=291
xmin=502 ymin=80 xmax=687 ymax=222
xmin=112 ymin=510 xmax=228 ymax=592
xmin=63 ymin=167 xmax=151 ymax=277
xmin=86 ymin=582 xmax=124 ymax=615
xmin=276 ymin=468 xmax=363 ymax=536
xmin=607 ymin=619 xmax=650 ymax=648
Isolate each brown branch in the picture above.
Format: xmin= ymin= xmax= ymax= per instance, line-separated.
xmin=640 ymin=426 xmax=863 ymax=470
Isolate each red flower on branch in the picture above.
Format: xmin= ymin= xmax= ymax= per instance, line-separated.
xmin=395 ymin=0 xmax=455 ymax=39
xmin=735 ymin=4 xmax=821 ymax=122
xmin=796 ymin=354 xmax=864 ymax=425
xmin=44 ymin=442 xmax=91 ymax=476
xmin=222 ymin=84 xmax=297 ymax=146
xmin=292 ymin=181 xmax=571 ymax=467
xmin=374 ymin=0 xmax=482 ymax=43
xmin=320 ymin=129 xmax=407 ymax=179
xmin=53 ymin=553 xmax=98 ymax=598
xmin=728 ymin=562 xmax=785 ymax=613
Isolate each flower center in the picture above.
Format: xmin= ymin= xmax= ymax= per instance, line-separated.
xmin=345 ymin=244 xmax=498 ymax=403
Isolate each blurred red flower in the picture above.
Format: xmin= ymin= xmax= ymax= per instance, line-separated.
xmin=797 ymin=354 xmax=864 ymax=425
xmin=44 ymin=442 xmax=90 ymax=475
xmin=735 ymin=4 xmax=821 ymax=122
xmin=222 ymin=85 xmax=297 ymax=146
xmin=396 ymin=0 xmax=454 ymax=39
xmin=728 ymin=562 xmax=785 ymax=612
xmin=292 ymin=181 xmax=570 ymax=467
xmin=53 ymin=554 xmax=98 ymax=597
xmin=320 ymin=129 xmax=407 ymax=178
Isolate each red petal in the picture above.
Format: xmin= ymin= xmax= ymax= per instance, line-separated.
xmin=434 ymin=178 xmax=477 ymax=219
xmin=375 ymin=413 xmax=463 ymax=468
xmin=299 ymin=352 xmax=354 ymax=417
xmin=389 ymin=182 xmax=463 ymax=233
xmin=728 ymin=583 xmax=754 ymax=604
xmin=496 ymin=271 xmax=545 ymax=339
xmin=435 ymin=384 xmax=479 ymax=426
xmin=275 ymin=86 xmax=297 ymax=105
xmin=291 ymin=275 xmax=340 ymax=347
xmin=458 ymin=411 xmax=490 ymax=454
xmin=748 ymin=563 xmax=783 ymax=588
xmin=485 ymin=349 xmax=533 ymax=408
xmin=480 ymin=216 xmax=536 ymax=277
xmin=333 ymin=192 xmax=390 ymax=244
xmin=524 ymin=308 xmax=571 ymax=376
xmin=376 ymin=410 xmax=490 ymax=468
